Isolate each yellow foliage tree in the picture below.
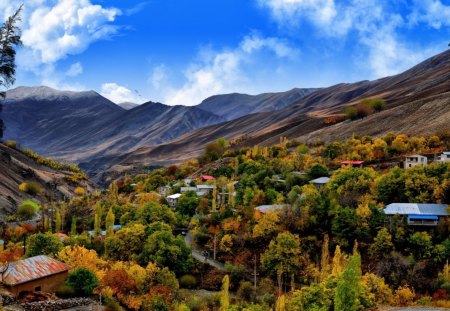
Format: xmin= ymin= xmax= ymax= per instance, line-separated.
xmin=58 ymin=245 xmax=106 ymax=280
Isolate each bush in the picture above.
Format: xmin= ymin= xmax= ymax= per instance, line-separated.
xmin=74 ymin=187 xmax=85 ymax=196
xmin=5 ymin=140 xmax=17 ymax=149
xmin=393 ymin=285 xmax=415 ymax=306
xmin=18 ymin=181 xmax=42 ymax=196
xmin=237 ymin=281 xmax=254 ymax=301
xmin=179 ymin=274 xmax=197 ymax=289
xmin=66 ymin=267 xmax=99 ymax=296
xmin=345 ymin=106 xmax=358 ymax=120
xmin=17 ymin=200 xmax=40 ymax=220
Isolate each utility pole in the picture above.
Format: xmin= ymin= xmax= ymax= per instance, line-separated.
xmin=251 ymin=254 xmax=260 ymax=295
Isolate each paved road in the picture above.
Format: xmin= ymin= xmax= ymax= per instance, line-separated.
xmin=185 ymin=232 xmax=226 ymax=271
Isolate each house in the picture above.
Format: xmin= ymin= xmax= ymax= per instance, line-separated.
xmin=196 ymin=185 xmax=215 ymax=194
xmin=255 ymin=204 xmax=287 ymax=215
xmin=201 ymin=175 xmax=215 ymax=181
xmin=167 ymin=193 xmax=182 ymax=207
xmin=437 ymin=152 xmax=450 ymax=163
xmin=404 ymin=154 xmax=427 ymax=168
xmin=158 ymin=185 xmax=172 ymax=197
xmin=180 ymin=187 xmax=197 ymax=193
xmin=341 ymin=160 xmax=364 ymax=167
xmin=310 ymin=177 xmax=330 ymax=190
xmin=383 ymin=203 xmax=449 ymax=226
xmin=0 ymin=255 xmax=70 ymax=298
xmin=183 ymin=178 xmax=193 ymax=185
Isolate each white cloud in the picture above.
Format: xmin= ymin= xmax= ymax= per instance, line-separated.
xmin=100 ymin=83 xmax=145 ymax=104
xmin=66 ymin=62 xmax=83 ymax=77
xmin=150 ymin=65 xmax=169 ymax=90
xmin=161 ymin=34 xmax=298 ymax=106
xmin=408 ymin=0 xmax=450 ymax=29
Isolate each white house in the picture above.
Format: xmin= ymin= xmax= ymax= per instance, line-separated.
xmin=437 ymin=152 xmax=450 ymax=163
xmin=196 ymin=184 xmax=215 ymax=194
xmin=167 ymin=193 xmax=182 ymax=207
xmin=310 ymin=177 xmax=330 ymax=190
xmin=404 ymin=154 xmax=427 ymax=168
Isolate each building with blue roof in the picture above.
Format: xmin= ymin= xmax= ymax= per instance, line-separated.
xmin=384 ymin=203 xmax=449 ymax=226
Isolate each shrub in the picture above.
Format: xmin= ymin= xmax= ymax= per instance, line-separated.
xmin=237 ymin=281 xmax=254 ymax=301
xmin=179 ymin=274 xmax=197 ymax=289
xmin=345 ymin=106 xmax=358 ymax=120
xmin=18 ymin=181 xmax=42 ymax=196
xmin=74 ymin=187 xmax=85 ymax=196
xmin=5 ymin=140 xmax=17 ymax=149
xmin=393 ymin=285 xmax=415 ymax=306
xmin=66 ymin=267 xmax=99 ymax=296
xmin=17 ymin=200 xmax=40 ymax=220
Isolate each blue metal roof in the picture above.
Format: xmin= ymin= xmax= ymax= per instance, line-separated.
xmin=408 ymin=215 xmax=438 ymax=220
xmin=310 ymin=177 xmax=330 ymax=184
xmin=384 ymin=203 xmax=449 ymax=216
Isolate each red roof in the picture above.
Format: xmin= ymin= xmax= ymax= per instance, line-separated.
xmin=201 ymin=175 xmax=215 ymax=180
xmin=341 ymin=160 xmax=364 ymax=165
xmin=1 ymin=255 xmax=70 ymax=286
xmin=55 ymin=233 xmax=68 ymax=239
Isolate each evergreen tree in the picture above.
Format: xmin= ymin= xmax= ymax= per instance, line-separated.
xmin=94 ymin=212 xmax=101 ymax=236
xmin=71 ymin=216 xmax=77 ymax=235
xmin=227 ymin=182 xmax=235 ymax=208
xmin=0 ymin=5 xmax=22 ymax=139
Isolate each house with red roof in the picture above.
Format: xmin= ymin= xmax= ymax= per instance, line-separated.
xmin=0 ymin=255 xmax=70 ymax=298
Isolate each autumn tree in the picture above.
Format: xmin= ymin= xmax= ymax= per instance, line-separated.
xmin=220 ymin=275 xmax=230 ymax=311
xmin=105 ymin=207 xmax=115 ymax=238
xmin=25 ymin=232 xmax=63 ymax=258
xmin=369 ymin=228 xmax=394 ymax=261
xmin=105 ymin=224 xmax=147 ymax=261
xmin=261 ymin=232 xmax=303 ymax=294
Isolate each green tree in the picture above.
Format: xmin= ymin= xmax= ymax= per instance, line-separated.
xmin=307 ymin=163 xmax=329 ymax=179
xmin=25 ymin=232 xmax=63 ymax=257
xmin=335 ymin=254 xmax=361 ymax=311
xmin=70 ymin=216 xmax=77 ymax=235
xmin=136 ymin=202 xmax=176 ymax=227
xmin=0 ymin=5 xmax=22 ymax=138
xmin=369 ymin=228 xmax=394 ymax=261
xmin=176 ymin=191 xmax=200 ymax=216
xmin=66 ymin=267 xmax=99 ymax=296
xmin=261 ymin=232 xmax=303 ymax=294
xmin=140 ymin=229 xmax=193 ymax=275
xmin=409 ymin=231 xmax=432 ymax=260
xmin=105 ymin=224 xmax=147 ymax=261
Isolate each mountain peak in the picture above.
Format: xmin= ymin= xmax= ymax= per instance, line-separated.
xmin=5 ymin=86 xmax=100 ymax=102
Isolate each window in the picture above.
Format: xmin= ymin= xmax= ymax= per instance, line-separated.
xmin=35 ymin=286 xmax=41 ymax=292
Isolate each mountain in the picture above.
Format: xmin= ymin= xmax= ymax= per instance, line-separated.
xmin=106 ymin=49 xmax=450 ymax=170
xmin=118 ymin=102 xmax=139 ymax=110
xmin=197 ymin=88 xmax=318 ymax=121
xmin=2 ymin=88 xmax=224 ymax=166
xmin=0 ymin=142 xmax=95 ymax=214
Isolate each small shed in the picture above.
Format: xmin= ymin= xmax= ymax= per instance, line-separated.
xmin=384 ymin=203 xmax=449 ymax=226
xmin=0 ymin=255 xmax=70 ymax=297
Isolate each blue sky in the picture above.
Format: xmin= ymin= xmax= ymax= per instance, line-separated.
xmin=1 ymin=0 xmax=449 ymax=105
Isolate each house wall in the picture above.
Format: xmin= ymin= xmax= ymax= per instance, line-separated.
xmin=6 ymin=271 xmax=68 ymax=297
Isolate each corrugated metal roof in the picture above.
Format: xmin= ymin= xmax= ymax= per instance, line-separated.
xmin=197 ymin=185 xmax=215 ymax=189
xmin=167 ymin=193 xmax=182 ymax=199
xmin=255 ymin=205 xmax=286 ymax=214
xmin=2 ymin=255 xmax=69 ymax=286
xmin=341 ymin=160 xmax=364 ymax=165
xmin=384 ymin=203 xmax=449 ymax=216
xmin=310 ymin=177 xmax=330 ymax=184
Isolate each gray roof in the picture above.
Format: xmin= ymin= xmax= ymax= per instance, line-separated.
xmin=384 ymin=203 xmax=449 ymax=216
xmin=310 ymin=177 xmax=330 ymax=184
xmin=180 ymin=187 xmax=197 ymax=192
xmin=443 ymin=151 xmax=450 ymax=155
xmin=406 ymin=154 xmax=426 ymax=158
xmin=255 ymin=204 xmax=287 ymax=214
xmin=197 ymin=185 xmax=215 ymax=189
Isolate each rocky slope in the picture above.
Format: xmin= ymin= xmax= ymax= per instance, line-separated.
xmin=197 ymin=88 xmax=318 ymax=121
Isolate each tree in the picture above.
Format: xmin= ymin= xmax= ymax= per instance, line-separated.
xmin=176 ymin=191 xmax=199 ymax=216
xmin=25 ymin=232 xmax=63 ymax=258
xmin=408 ymin=231 xmax=432 ymax=260
xmin=0 ymin=5 xmax=22 ymax=139
xmin=369 ymin=228 xmax=394 ymax=261
xmin=335 ymin=254 xmax=361 ymax=311
xmin=320 ymin=234 xmax=331 ymax=281
xmin=105 ymin=207 xmax=115 ymax=238
xmin=55 ymin=209 xmax=62 ymax=233
xmin=136 ymin=202 xmax=176 ymax=227
xmin=307 ymin=163 xmax=329 ymax=179
xmin=66 ymin=267 xmax=99 ymax=296
xmin=261 ymin=232 xmax=303 ymax=294
xmin=105 ymin=224 xmax=147 ymax=261
xmin=58 ymin=245 xmax=104 ymax=279
xmin=220 ymin=275 xmax=230 ymax=311
xmin=140 ymin=230 xmax=193 ymax=276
